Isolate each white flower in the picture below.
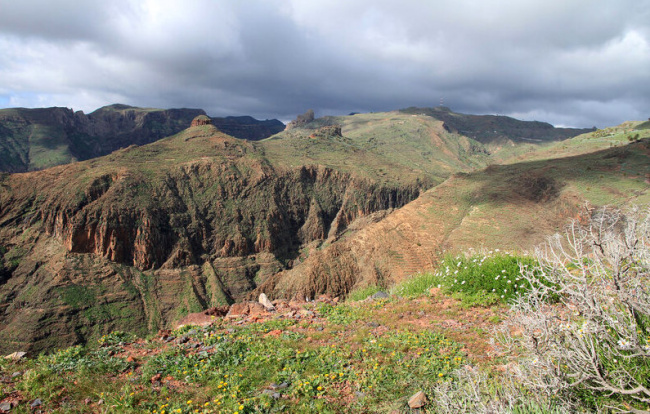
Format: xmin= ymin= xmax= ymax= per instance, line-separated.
xmin=495 ymin=249 xmax=500 ymax=252
xmin=507 ymin=280 xmax=512 ymax=284
xmin=492 ymin=289 xmax=496 ymax=292
xmin=454 ymin=270 xmax=459 ymax=274
xmin=495 ymin=276 xmax=500 ymax=280
xmin=461 ymin=280 xmax=466 ymax=285
xmin=500 ymin=295 xmax=504 ymax=298
xmin=501 ymin=270 xmax=506 ymax=273
xmin=617 ymin=339 xmax=632 ymax=350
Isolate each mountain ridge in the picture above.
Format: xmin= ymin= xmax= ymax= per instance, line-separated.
xmin=0 ymin=105 xmax=285 ymax=172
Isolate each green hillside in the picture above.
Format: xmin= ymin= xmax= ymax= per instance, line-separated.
xmin=263 ymin=111 xmax=490 ymax=186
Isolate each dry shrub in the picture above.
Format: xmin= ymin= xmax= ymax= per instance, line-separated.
xmin=517 ymin=172 xmax=562 ymax=202
xmin=500 ymin=205 xmax=650 ymax=413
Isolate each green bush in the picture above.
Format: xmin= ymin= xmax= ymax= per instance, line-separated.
xmin=433 ymin=252 xmax=540 ymax=305
xmin=391 ymin=251 xmax=542 ymax=306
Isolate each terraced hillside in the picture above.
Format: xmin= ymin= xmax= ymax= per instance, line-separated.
xmin=257 ymin=135 xmax=650 ymax=299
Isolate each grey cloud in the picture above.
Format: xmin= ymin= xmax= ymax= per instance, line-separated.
xmin=0 ymin=0 xmax=648 ymax=127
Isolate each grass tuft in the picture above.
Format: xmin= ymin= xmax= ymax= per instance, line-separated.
xmin=347 ymin=284 xmax=383 ymax=301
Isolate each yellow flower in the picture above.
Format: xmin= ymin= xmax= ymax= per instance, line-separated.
xmin=438 ymin=373 xmax=444 ymax=377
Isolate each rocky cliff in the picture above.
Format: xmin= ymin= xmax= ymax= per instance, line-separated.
xmin=0 ymin=121 xmax=421 ymax=354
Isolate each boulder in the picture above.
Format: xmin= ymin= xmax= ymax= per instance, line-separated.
xmin=4 ymin=351 xmax=26 ymax=361
xmin=408 ymin=391 xmax=427 ymax=409
xmin=370 ymin=291 xmax=389 ymax=300
xmin=258 ymin=293 xmax=275 ymax=311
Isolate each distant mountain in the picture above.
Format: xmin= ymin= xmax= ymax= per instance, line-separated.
xmin=211 ymin=116 xmax=285 ymax=141
xmin=400 ymin=106 xmax=595 ymax=144
xmin=0 ymin=104 xmax=285 ymax=172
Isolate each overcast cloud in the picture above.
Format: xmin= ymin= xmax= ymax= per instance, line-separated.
xmin=0 ymin=0 xmax=648 ymax=127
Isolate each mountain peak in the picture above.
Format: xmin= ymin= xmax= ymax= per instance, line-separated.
xmin=191 ymin=114 xmax=212 ymax=127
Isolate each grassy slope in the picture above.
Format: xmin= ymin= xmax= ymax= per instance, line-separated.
xmin=262 ymin=112 xmax=489 ymax=186
xmin=0 ymin=108 xmax=84 ymax=172
xmin=492 ymin=120 xmax=650 ymax=165
xmin=399 ymin=106 xmax=593 ymax=144
xmin=266 ymin=136 xmax=650 ymax=295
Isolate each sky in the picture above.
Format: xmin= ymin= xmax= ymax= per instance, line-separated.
xmin=0 ymin=0 xmax=649 ymax=128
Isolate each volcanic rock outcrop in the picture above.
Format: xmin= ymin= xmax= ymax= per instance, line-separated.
xmin=285 ymin=109 xmax=315 ymax=130
xmin=191 ymin=115 xmax=212 ymax=127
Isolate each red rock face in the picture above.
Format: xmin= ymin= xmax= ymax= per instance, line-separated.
xmin=29 ymin=161 xmax=420 ymax=272
xmin=191 ymin=115 xmax=212 ymax=127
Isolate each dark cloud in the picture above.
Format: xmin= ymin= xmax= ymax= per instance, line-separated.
xmin=0 ymin=0 xmax=648 ymax=127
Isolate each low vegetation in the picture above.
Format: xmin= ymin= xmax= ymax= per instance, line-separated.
xmin=2 ymin=305 xmax=468 ymax=413
xmin=1 ymin=207 xmax=648 ymax=413
xmin=391 ymin=251 xmax=541 ymax=307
